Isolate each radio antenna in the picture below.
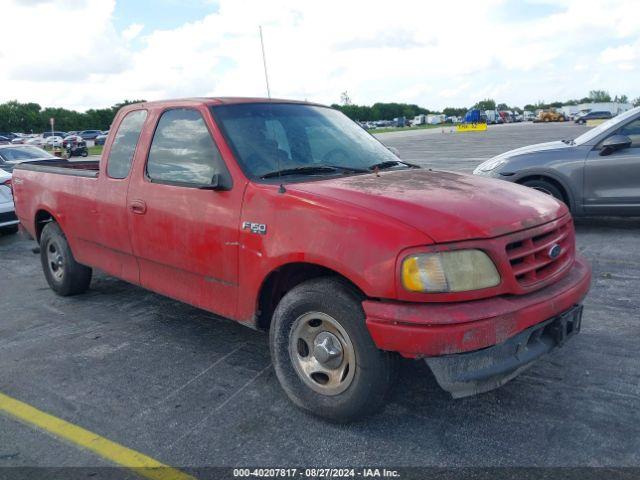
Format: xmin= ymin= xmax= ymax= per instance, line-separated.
xmin=259 ymin=26 xmax=271 ymax=99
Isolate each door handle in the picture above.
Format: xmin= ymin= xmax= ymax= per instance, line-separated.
xmin=129 ymin=200 xmax=147 ymax=215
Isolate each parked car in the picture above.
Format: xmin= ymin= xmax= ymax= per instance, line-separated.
xmin=78 ymin=130 xmax=102 ymax=140
xmin=574 ymin=111 xmax=612 ymax=124
xmin=42 ymin=131 xmax=67 ymax=139
xmin=474 ymin=106 xmax=640 ymax=216
xmin=0 ymin=132 xmax=18 ymax=141
xmin=24 ymin=137 xmax=46 ymax=146
xmin=62 ymin=135 xmax=83 ymax=148
xmin=0 ymin=168 xmax=19 ymax=234
xmin=44 ymin=136 xmax=64 ymax=148
xmin=0 ymin=136 xmax=10 ymax=145
xmin=0 ymin=145 xmax=60 ymax=173
xmin=94 ymin=132 xmax=109 ymax=145
xmin=13 ymin=98 xmax=591 ymax=422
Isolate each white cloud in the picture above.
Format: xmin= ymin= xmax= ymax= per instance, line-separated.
xmin=599 ymin=41 xmax=639 ymax=72
xmin=122 ymin=23 xmax=144 ymax=42
xmin=0 ymin=0 xmax=639 ymax=112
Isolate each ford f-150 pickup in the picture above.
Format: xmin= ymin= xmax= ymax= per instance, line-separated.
xmin=12 ymin=98 xmax=591 ymax=422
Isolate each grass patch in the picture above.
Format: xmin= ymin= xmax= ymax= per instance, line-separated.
xmin=88 ymin=145 xmax=103 ymax=156
xmin=370 ymin=124 xmax=452 ymax=134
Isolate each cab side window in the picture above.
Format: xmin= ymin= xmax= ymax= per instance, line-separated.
xmin=107 ymin=110 xmax=148 ymax=179
xmin=147 ymin=108 xmax=229 ymax=187
xmin=618 ymin=119 xmax=640 ymax=147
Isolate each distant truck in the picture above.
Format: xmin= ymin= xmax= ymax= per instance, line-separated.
xmin=412 ymin=114 xmax=427 ymax=125
xmin=463 ymin=109 xmax=488 ymax=124
xmin=536 ymin=110 xmax=566 ymax=122
xmin=485 ymin=110 xmax=499 ymax=124
xmin=13 ymin=98 xmax=591 ymax=422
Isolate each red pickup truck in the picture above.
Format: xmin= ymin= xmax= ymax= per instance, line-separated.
xmin=13 ymin=98 xmax=591 ymax=421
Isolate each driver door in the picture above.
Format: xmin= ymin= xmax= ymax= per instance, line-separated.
xmin=583 ymin=118 xmax=640 ymax=215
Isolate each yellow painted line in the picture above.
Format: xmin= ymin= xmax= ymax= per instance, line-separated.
xmin=0 ymin=391 xmax=195 ymax=480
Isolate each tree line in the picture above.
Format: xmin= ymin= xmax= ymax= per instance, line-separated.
xmin=2 ymin=90 xmax=639 ymax=131
xmin=0 ymin=100 xmax=145 ymax=133
xmin=332 ymin=90 xmax=640 ymax=122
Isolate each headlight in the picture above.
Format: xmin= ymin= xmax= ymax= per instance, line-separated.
xmin=474 ymin=156 xmax=507 ymax=173
xmin=401 ymin=250 xmax=500 ymax=293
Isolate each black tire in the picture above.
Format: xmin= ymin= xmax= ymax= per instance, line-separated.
xmin=522 ymin=179 xmax=565 ymax=204
xmin=40 ymin=222 xmax=92 ymax=296
xmin=270 ymin=277 xmax=396 ymax=422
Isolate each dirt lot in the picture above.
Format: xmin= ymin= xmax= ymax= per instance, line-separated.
xmin=1 ymin=122 xmax=639 ymax=476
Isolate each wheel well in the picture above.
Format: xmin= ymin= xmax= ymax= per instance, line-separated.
xmin=256 ymin=263 xmax=364 ymax=331
xmin=34 ymin=209 xmax=55 ymax=242
xmin=517 ymin=175 xmax=571 ymax=209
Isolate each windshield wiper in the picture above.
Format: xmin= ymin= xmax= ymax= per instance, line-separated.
xmin=260 ymin=165 xmax=367 ymax=179
xmin=368 ymin=160 xmax=419 ymax=171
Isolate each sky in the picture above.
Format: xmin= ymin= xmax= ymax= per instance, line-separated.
xmin=1 ymin=0 xmax=639 ymax=112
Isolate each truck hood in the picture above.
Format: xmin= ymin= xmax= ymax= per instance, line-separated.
xmin=292 ymin=169 xmax=567 ymax=243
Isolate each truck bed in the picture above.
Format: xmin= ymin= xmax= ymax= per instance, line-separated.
xmin=14 ymin=160 xmax=100 ymax=178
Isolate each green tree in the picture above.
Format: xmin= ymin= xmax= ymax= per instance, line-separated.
xmin=442 ymin=107 xmax=467 ymax=117
xmin=634 ymin=97 xmax=640 ymax=107
xmin=474 ymin=98 xmax=496 ymax=111
xmin=496 ymin=103 xmax=509 ymax=111
xmin=588 ymin=90 xmax=611 ymax=102
xmin=0 ymin=99 xmax=146 ymax=133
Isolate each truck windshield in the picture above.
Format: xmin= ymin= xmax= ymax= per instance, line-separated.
xmin=211 ymin=103 xmax=401 ymax=179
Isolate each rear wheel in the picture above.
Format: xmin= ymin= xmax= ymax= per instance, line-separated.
xmin=522 ymin=179 xmax=565 ymax=204
xmin=270 ymin=277 xmax=396 ymax=422
xmin=40 ymin=222 xmax=92 ymax=296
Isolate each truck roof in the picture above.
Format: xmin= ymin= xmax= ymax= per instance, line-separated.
xmin=120 ymin=97 xmax=326 ymax=110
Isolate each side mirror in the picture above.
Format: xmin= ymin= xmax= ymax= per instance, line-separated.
xmin=600 ymin=134 xmax=632 ymax=156
xmin=387 ymin=146 xmax=401 ymax=158
xmin=198 ymin=173 xmax=231 ymax=191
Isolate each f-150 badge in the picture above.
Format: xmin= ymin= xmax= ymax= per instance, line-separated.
xmin=242 ymin=221 xmax=267 ymax=235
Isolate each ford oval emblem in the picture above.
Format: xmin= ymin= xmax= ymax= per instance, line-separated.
xmin=548 ymin=244 xmax=562 ymax=259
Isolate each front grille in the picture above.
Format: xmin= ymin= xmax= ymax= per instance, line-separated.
xmin=0 ymin=211 xmax=18 ymax=223
xmin=505 ymin=218 xmax=574 ymax=287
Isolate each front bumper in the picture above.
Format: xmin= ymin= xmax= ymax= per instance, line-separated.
xmin=0 ymin=209 xmax=19 ymax=228
xmin=363 ymin=254 xmax=591 ymax=358
xmin=426 ymin=304 xmax=583 ymax=398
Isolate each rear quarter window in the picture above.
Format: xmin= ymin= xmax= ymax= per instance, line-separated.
xmin=106 ymin=110 xmax=148 ymax=179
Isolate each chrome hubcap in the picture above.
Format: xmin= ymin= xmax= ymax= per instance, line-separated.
xmin=289 ymin=312 xmax=355 ymax=396
xmin=46 ymin=241 xmax=65 ymax=281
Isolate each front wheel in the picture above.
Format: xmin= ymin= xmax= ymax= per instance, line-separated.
xmin=522 ymin=179 xmax=565 ymax=204
xmin=270 ymin=277 xmax=396 ymax=422
xmin=40 ymin=222 xmax=92 ymax=296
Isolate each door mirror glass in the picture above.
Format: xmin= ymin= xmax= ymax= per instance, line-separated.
xmin=600 ymin=134 xmax=632 ymax=156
